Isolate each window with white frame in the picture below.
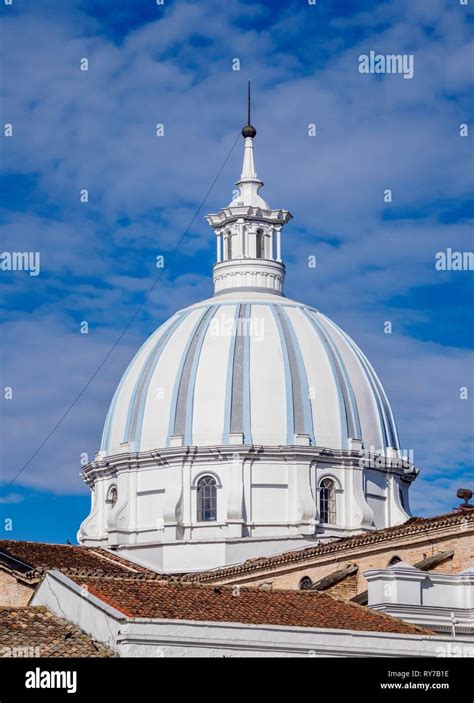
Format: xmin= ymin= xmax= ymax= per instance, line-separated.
xmin=196 ymin=476 xmax=217 ymax=522
xmin=319 ymin=478 xmax=336 ymax=524
xmin=256 ymin=229 xmax=264 ymax=258
xmin=107 ymin=485 xmax=118 ymax=508
xmin=226 ymin=232 xmax=232 ymax=260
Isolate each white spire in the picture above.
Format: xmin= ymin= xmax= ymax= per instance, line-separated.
xmin=229 ymin=136 xmax=270 ymax=209
xmin=241 ymin=137 xmax=257 ymax=180
xmin=206 ymin=82 xmax=292 ymax=296
xmin=227 ymin=80 xmax=270 ymax=210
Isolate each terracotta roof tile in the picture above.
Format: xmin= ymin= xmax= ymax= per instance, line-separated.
xmin=74 ymin=577 xmax=430 ymax=636
xmin=185 ymin=511 xmax=474 ymax=582
xmin=0 ymin=607 xmax=113 ymax=658
xmin=0 ymin=540 xmax=157 ymax=581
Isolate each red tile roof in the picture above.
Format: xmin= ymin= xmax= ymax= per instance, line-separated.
xmin=185 ymin=511 xmax=474 ymax=583
xmin=74 ymin=577 xmax=430 ymax=635
xmin=0 ymin=540 xmax=157 ymax=581
xmin=0 ymin=607 xmax=113 ymax=657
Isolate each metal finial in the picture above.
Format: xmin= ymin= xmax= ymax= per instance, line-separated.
xmin=242 ymin=80 xmax=257 ymax=138
xmin=248 ymin=79 xmax=251 ymax=126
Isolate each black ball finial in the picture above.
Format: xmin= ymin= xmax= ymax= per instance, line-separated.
xmin=242 ymin=124 xmax=257 ymax=138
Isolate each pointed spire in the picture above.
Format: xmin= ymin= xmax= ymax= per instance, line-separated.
xmin=228 ymin=81 xmax=269 ymax=209
xmin=206 ymin=82 xmax=293 ymax=296
xmin=241 ymin=137 xmax=257 ymax=180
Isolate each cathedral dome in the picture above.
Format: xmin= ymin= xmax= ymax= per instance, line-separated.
xmin=80 ymin=97 xmax=415 ymax=570
xmin=101 ymin=290 xmax=399 ymax=457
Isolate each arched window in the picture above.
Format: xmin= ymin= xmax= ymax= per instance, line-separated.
xmin=388 ymin=555 xmax=401 ymax=566
xmin=107 ymin=486 xmax=118 ymax=508
xmin=226 ymin=232 xmax=232 ymax=260
xmin=256 ymin=229 xmax=264 ymax=259
xmin=197 ymin=476 xmax=217 ymax=522
xmin=299 ymin=576 xmax=313 ymax=590
xmin=319 ymin=478 xmax=336 ymax=524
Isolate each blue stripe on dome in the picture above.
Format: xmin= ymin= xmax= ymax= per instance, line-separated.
xmin=280 ymin=307 xmax=315 ymax=445
xmin=101 ymin=337 xmax=154 ymax=453
xmin=123 ymin=311 xmax=191 ymax=451
xmin=350 ymin=342 xmax=400 ymax=449
xmin=169 ymin=306 xmax=215 ymax=444
xmin=314 ymin=312 xmax=362 ymax=439
xmin=373 ymin=374 xmax=400 ymax=449
xmin=102 ymin=314 xmax=183 ymax=454
xmin=221 ymin=302 xmax=252 ymax=444
xmin=323 ymin=316 xmax=397 ymax=450
xmin=299 ymin=306 xmax=349 ymax=449
xmin=340 ymin=330 xmax=389 ymax=448
xmin=100 ymin=338 xmax=143 ymax=453
xmin=270 ymin=305 xmax=295 ymax=445
xmin=184 ymin=306 xmax=219 ymax=445
xmin=222 ymin=304 xmax=241 ymax=444
xmin=242 ymin=304 xmax=252 ymax=443
xmin=307 ymin=310 xmax=362 ymax=443
xmin=299 ymin=307 xmax=347 ymax=449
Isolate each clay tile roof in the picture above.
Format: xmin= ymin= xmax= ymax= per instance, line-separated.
xmin=185 ymin=511 xmax=474 ymax=582
xmin=73 ymin=577 xmax=430 ymax=636
xmin=0 ymin=540 xmax=158 ymax=581
xmin=0 ymin=607 xmax=114 ymax=658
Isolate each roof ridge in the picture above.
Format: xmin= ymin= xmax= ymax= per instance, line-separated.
xmin=0 ymin=539 xmax=81 ymax=549
xmin=87 ymin=548 xmax=151 ymax=573
xmin=0 ymin=605 xmax=47 ymax=612
xmin=185 ymin=511 xmax=473 ymax=581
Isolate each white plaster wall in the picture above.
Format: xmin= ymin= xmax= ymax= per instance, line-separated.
xmin=33 ymin=571 xmax=474 ymax=659
xmin=31 ymin=572 xmax=123 ymax=654
xmin=117 ymin=620 xmax=469 ymax=658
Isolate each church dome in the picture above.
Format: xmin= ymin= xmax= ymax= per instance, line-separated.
xmin=100 ymin=289 xmax=399 ymax=457
xmin=100 ymin=91 xmax=400 ymax=460
xmin=80 ymin=93 xmax=415 ymax=569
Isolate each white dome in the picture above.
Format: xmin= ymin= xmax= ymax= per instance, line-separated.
xmin=80 ymin=114 xmax=414 ymax=571
xmin=101 ymin=290 xmax=400 ymax=457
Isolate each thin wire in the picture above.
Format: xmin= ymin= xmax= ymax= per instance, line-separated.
xmin=1 ymin=130 xmax=242 ymax=495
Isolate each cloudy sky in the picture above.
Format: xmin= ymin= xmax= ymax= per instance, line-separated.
xmin=1 ymin=0 xmax=473 ymax=543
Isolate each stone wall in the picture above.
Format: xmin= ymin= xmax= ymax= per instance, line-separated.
xmin=0 ymin=570 xmax=34 ymax=607
xmin=206 ymin=521 xmax=474 ymax=601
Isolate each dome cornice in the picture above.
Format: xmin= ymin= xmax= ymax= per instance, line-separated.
xmin=82 ymin=444 xmax=418 ymax=486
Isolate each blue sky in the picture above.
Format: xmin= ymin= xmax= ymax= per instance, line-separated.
xmin=1 ymin=0 xmax=473 ymax=544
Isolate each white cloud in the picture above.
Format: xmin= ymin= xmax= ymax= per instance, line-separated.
xmin=1 ymin=0 xmax=472 ymax=515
